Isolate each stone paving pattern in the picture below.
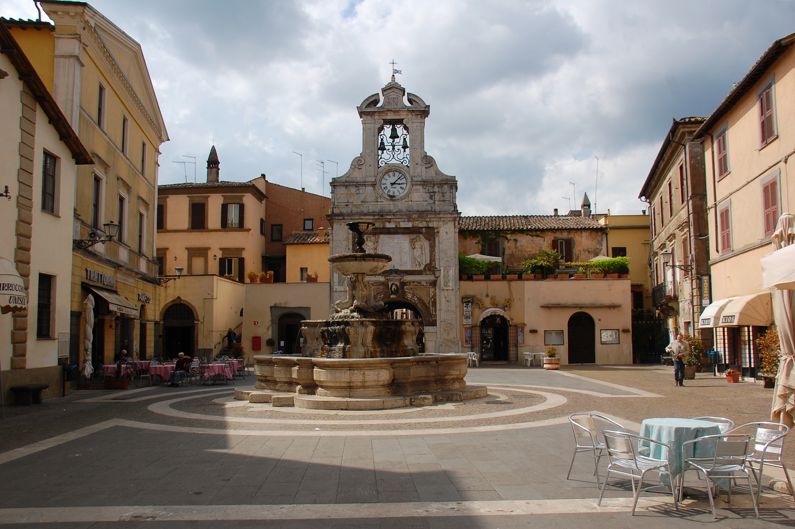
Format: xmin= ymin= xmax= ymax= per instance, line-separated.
xmin=0 ymin=365 xmax=792 ymax=528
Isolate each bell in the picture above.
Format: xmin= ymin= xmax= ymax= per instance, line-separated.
xmin=389 ymin=125 xmax=400 ymax=140
xmin=401 ymin=137 xmax=409 ymax=150
xmin=378 ymin=138 xmax=386 ymax=152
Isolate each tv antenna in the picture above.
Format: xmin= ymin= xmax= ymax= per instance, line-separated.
xmin=172 ymin=155 xmax=196 ymax=183
xmin=594 ymin=156 xmax=599 ymax=214
xmin=183 ymin=155 xmax=197 ymax=182
xmin=316 ymin=160 xmax=326 ymax=196
xmin=326 ymin=159 xmax=339 ymax=178
xmin=561 ymin=195 xmax=571 ymax=210
xmin=569 ymin=181 xmax=576 ymax=205
xmin=292 ymin=151 xmax=303 ymax=189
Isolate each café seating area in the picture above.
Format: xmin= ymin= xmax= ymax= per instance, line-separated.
xmin=567 ymin=412 xmax=793 ymax=519
xmin=100 ymin=356 xmax=247 ymax=386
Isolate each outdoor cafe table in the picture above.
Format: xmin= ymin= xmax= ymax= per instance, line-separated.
xmin=203 ymin=363 xmax=233 ymax=382
xmin=149 ymin=363 xmax=175 ymax=382
xmin=639 ymin=417 xmax=723 ymax=483
xmin=101 ymin=364 xmax=136 ymax=378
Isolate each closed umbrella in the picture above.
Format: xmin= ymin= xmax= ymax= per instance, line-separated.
xmin=765 ymin=214 xmax=795 ymax=426
xmin=82 ymin=294 xmax=95 ymax=380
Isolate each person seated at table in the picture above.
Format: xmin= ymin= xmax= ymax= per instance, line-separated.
xmin=168 ymin=352 xmax=191 ymax=387
xmin=115 ymin=348 xmax=131 ymax=379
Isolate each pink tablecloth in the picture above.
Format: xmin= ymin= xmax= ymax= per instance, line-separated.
xmin=203 ymin=363 xmax=233 ymax=381
xmin=149 ymin=364 xmax=175 ymax=380
xmin=102 ymin=364 xmax=136 ymax=377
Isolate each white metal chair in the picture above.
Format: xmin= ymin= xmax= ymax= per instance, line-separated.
xmin=467 ymin=351 xmax=479 ymax=367
xmin=598 ymin=430 xmax=678 ymax=515
xmin=566 ymin=412 xmax=624 ymax=487
xmin=730 ymin=421 xmax=794 ymax=501
xmin=679 ymin=433 xmax=758 ymax=519
xmin=692 ymin=416 xmax=735 ymax=433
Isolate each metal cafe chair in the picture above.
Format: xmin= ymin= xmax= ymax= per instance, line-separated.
xmin=598 ymin=430 xmax=678 ymax=515
xmin=729 ymin=421 xmax=794 ymax=502
xmin=679 ymin=433 xmax=758 ymax=519
xmin=566 ymin=412 xmax=625 ymax=487
xmin=692 ymin=416 xmax=735 ymax=433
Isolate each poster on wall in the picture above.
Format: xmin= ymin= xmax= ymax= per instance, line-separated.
xmin=462 ymin=297 xmax=473 ymax=326
xmin=600 ymin=329 xmax=620 ymax=344
xmin=544 ymin=330 xmax=564 ymax=345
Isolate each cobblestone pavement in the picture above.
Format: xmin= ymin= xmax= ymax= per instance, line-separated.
xmin=0 ymin=365 xmax=793 ymax=528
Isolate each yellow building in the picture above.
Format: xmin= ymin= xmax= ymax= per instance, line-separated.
xmin=0 ymin=21 xmax=92 ymax=398
xmin=597 ymin=213 xmax=652 ymax=311
xmin=9 ymin=1 xmax=168 ymax=369
xmin=696 ymin=33 xmax=795 ymax=376
xmin=284 ymin=229 xmax=331 ymax=283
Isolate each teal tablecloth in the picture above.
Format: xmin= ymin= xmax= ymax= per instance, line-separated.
xmin=639 ymin=417 xmax=722 ymax=480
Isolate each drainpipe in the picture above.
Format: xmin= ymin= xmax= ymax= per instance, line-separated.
xmin=703 ymin=132 xmax=719 ymax=257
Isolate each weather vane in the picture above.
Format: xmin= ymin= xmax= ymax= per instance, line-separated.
xmin=390 ymin=59 xmax=402 ymax=81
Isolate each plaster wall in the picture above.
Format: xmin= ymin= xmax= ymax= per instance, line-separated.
xmin=286 ymin=243 xmax=330 ymax=283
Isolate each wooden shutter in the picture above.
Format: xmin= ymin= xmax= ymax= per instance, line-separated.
xmin=760 ymin=87 xmax=775 ymax=144
xmin=237 ymin=257 xmax=245 ymax=283
xmin=238 ymin=203 xmax=244 ymax=228
xmin=719 ymin=208 xmax=731 ymax=253
xmin=763 ymin=179 xmax=778 ymax=235
xmin=221 ymin=203 xmax=228 ymax=228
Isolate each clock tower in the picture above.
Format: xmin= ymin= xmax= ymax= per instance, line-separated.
xmin=329 ymin=77 xmax=460 ymax=353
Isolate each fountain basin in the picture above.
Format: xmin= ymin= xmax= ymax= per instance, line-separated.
xmin=301 ymin=319 xmax=421 ymax=358
xmin=328 ymin=253 xmax=392 ymax=275
xmin=251 ymin=353 xmax=484 ymax=408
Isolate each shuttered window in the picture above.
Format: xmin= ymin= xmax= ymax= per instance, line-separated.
xmin=763 ymin=178 xmax=779 ymax=236
xmin=716 ymin=129 xmax=729 ymax=177
xmin=759 ymin=84 xmax=776 ymax=145
xmin=719 ymin=206 xmax=732 ymax=253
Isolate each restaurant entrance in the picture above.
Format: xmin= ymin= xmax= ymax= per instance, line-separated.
xmin=163 ymin=303 xmax=196 ymax=358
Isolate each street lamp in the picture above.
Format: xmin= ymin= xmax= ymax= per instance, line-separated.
xmin=158 ymin=266 xmax=184 ymax=285
xmin=73 ymin=221 xmax=119 ymax=250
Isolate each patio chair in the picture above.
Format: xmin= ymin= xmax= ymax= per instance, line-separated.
xmin=566 ymin=412 xmax=625 ymax=487
xmin=679 ymin=433 xmax=758 ymax=519
xmin=186 ymin=357 xmax=201 ymax=385
xmin=597 ymin=430 xmax=678 ymax=515
xmin=692 ymin=416 xmax=735 ymax=433
xmin=729 ymin=421 xmax=794 ymax=501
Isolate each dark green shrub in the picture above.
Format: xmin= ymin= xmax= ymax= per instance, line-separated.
xmin=521 ymin=250 xmax=560 ymax=277
xmin=459 ymin=255 xmax=494 ymax=275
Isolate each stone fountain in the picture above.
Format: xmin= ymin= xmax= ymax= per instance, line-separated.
xmin=246 ymin=222 xmax=486 ymax=410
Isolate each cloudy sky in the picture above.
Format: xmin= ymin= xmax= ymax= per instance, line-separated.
xmin=2 ymin=1 xmax=793 ymax=215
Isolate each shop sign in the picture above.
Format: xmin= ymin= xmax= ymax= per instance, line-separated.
xmin=720 ymin=314 xmax=736 ymax=324
xmin=137 ymin=293 xmax=151 ymax=304
xmin=85 ymin=268 xmax=115 ymax=288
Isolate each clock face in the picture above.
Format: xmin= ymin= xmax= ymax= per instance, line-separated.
xmin=379 ymin=170 xmax=409 ymax=199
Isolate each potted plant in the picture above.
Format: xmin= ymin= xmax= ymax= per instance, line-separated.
xmin=260 ymin=271 xmax=274 ymax=284
xmin=543 ymin=346 xmax=560 ymax=370
xmin=725 ymin=367 xmax=741 ymax=383
xmin=681 ymin=334 xmax=704 ymax=380
xmin=247 ymin=271 xmax=259 ymax=283
xmin=756 ymin=328 xmax=780 ymax=388
xmin=521 ymin=250 xmax=560 ymax=279
xmin=265 ymin=337 xmax=275 ymax=353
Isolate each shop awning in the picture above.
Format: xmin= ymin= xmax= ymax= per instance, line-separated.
xmin=698 ymin=298 xmax=732 ymax=328
xmin=762 ymin=243 xmax=795 ymax=290
xmin=88 ymin=287 xmax=138 ymax=317
xmin=0 ymin=257 xmax=27 ymax=314
xmin=718 ymin=292 xmax=772 ymax=327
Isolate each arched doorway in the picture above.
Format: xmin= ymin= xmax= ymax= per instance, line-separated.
xmin=384 ymin=300 xmax=424 ymax=352
xmin=163 ymin=303 xmax=196 ymax=358
xmin=568 ymin=311 xmax=595 ymax=364
xmin=480 ymin=314 xmax=509 ymax=361
xmin=277 ymin=312 xmax=305 ymax=355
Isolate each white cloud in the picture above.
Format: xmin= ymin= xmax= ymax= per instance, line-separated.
xmin=2 ymin=0 xmax=793 ymax=212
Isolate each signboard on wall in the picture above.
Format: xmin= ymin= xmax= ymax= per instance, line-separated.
xmin=462 ymin=297 xmax=473 ymax=326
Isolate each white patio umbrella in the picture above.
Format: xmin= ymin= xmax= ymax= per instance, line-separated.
xmin=764 ymin=213 xmax=795 ymax=426
xmin=466 ymin=253 xmax=502 ymax=262
xmin=0 ymin=257 xmax=27 ymax=314
xmin=82 ymin=294 xmax=95 ymax=380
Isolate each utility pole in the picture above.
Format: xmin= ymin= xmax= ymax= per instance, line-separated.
xmin=327 ymin=159 xmax=339 ymax=178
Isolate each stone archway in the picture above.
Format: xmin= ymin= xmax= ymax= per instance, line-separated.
xmin=162 ymin=302 xmax=196 ymax=359
xmin=479 ymin=310 xmax=510 ymax=362
xmin=568 ymin=311 xmax=595 ymax=364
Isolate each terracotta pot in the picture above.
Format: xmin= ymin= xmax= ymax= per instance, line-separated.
xmin=472 ymin=275 xmax=485 ymax=281
xmin=684 ymin=365 xmax=697 ymax=380
xmin=763 ymin=376 xmax=775 ymax=389
xmin=726 ymin=372 xmax=741 ymax=383
xmin=572 ymin=274 xmax=586 ymax=279
xmin=556 ymin=273 xmax=569 ymax=280
xmin=590 ymin=273 xmax=605 ymax=279
xmin=543 ymin=357 xmax=560 ymax=370
xmin=504 ymin=274 xmax=519 ymax=281
xmin=606 ymin=273 xmax=619 ymax=279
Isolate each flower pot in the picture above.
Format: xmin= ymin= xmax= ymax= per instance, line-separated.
xmin=725 ymin=372 xmax=740 ymax=383
xmin=556 ymin=273 xmax=569 ymax=280
xmin=472 ymin=275 xmax=485 ymax=281
xmin=504 ymin=274 xmax=519 ymax=281
xmin=606 ymin=273 xmax=619 ymax=279
xmin=543 ymin=357 xmax=560 ymax=370
xmin=590 ymin=273 xmax=605 ymax=279
xmin=572 ymin=273 xmax=586 ymax=279
xmin=684 ymin=366 xmax=697 ymax=380
xmin=763 ymin=376 xmax=775 ymax=389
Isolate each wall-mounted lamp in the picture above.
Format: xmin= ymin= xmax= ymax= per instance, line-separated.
xmin=158 ymin=266 xmax=184 ymax=285
xmin=73 ymin=221 xmax=119 ymax=250
xmin=0 ymin=185 xmax=11 ymax=200
xmin=661 ymin=252 xmax=693 ymax=273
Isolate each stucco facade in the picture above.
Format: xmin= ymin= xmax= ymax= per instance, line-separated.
xmin=0 ymin=22 xmax=91 ymax=399
xmin=696 ymin=33 xmax=795 ymax=375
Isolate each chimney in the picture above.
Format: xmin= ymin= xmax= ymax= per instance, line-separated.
xmin=207 ymin=145 xmax=220 ymax=183
xmin=553 ymin=208 xmax=559 ymax=217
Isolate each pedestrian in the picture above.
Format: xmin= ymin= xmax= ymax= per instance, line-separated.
xmin=224 ymin=328 xmax=237 ymax=349
xmin=168 ymin=352 xmax=192 ymax=387
xmin=115 ymin=348 xmax=131 ymax=379
xmin=666 ymin=334 xmax=687 ymax=387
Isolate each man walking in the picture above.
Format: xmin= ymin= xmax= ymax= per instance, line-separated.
xmin=667 ymin=334 xmax=687 ymax=387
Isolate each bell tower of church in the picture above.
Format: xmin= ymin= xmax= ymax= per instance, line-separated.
xmin=329 ymin=77 xmax=460 ymax=353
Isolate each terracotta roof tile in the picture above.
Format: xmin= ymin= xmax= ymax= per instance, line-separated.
xmin=285 ymin=230 xmax=331 ymax=244
xmin=459 ymin=215 xmax=603 ymax=231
